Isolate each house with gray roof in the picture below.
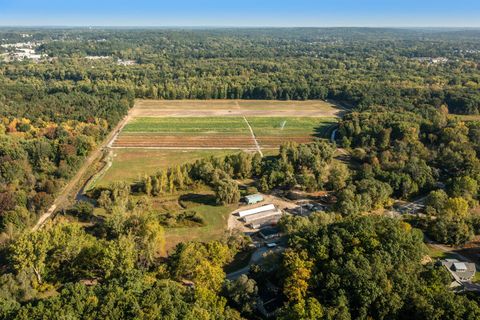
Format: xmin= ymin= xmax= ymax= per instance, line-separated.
xmin=440 ymin=259 xmax=476 ymax=287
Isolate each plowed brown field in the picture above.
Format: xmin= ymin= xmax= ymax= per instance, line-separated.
xmin=114 ymin=135 xmax=256 ymax=148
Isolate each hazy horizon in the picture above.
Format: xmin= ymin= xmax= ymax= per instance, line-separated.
xmin=1 ymin=26 xmax=480 ymax=30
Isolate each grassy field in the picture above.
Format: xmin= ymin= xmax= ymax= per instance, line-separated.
xmin=123 ymin=116 xmax=337 ymax=135
xmin=115 ymin=116 xmax=337 ymax=149
xmin=144 ymin=186 xmax=236 ymax=253
xmin=454 ymin=115 xmax=480 ymax=122
xmin=96 ymin=149 xmax=244 ymax=187
xmin=163 ymin=199 xmax=236 ymax=253
xmin=92 ymin=186 xmax=237 ymax=253
xmin=246 ymin=117 xmax=337 ymax=136
xmin=122 ymin=117 xmax=250 ymax=134
xmin=426 ymin=245 xmax=453 ymax=259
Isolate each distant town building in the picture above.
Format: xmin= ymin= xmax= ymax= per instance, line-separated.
xmin=0 ymin=42 xmax=46 ymax=62
xmin=413 ymin=57 xmax=449 ymax=64
xmin=117 ymin=59 xmax=137 ymax=66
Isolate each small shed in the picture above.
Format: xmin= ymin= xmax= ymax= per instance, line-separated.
xmin=245 ymin=194 xmax=264 ymax=205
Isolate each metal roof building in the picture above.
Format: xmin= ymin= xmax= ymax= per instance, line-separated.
xmin=248 ymin=213 xmax=283 ymax=229
xmin=245 ymin=194 xmax=264 ymax=205
xmin=242 ymin=209 xmax=282 ymax=223
xmin=237 ymin=204 xmax=276 ymax=218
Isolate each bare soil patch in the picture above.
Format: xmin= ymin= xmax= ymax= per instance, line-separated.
xmin=133 ymin=99 xmax=344 ymax=118
xmin=114 ymin=135 xmax=256 ymax=148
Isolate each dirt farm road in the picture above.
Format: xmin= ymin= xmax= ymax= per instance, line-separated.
xmin=32 ymin=109 xmax=134 ymax=231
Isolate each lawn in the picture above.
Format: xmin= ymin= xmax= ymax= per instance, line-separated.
xmin=163 ymin=200 xmax=237 ymax=253
xmin=426 ymin=245 xmax=462 ymax=261
xmin=147 ymin=187 xmax=236 ymax=253
xmin=96 ymin=149 xmax=245 ymax=187
xmin=427 ymin=245 xmax=450 ymax=259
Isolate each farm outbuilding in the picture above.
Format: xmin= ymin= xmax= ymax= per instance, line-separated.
xmin=245 ymin=194 xmax=264 ymax=205
xmin=248 ymin=214 xmax=283 ymax=229
xmin=242 ymin=209 xmax=282 ymax=223
xmin=237 ymin=204 xmax=275 ymax=218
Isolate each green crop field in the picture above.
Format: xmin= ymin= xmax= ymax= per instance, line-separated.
xmin=122 ymin=117 xmax=250 ymax=134
xmin=120 ymin=116 xmax=337 ymax=137
xmin=247 ymin=117 xmax=338 ymax=137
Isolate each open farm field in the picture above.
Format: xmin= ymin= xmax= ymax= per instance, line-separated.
xmin=122 ymin=116 xmax=250 ymax=133
xmin=103 ymin=99 xmax=342 ymax=187
xmin=96 ymin=149 xmax=244 ymax=187
xmin=455 ymin=114 xmax=480 ymax=122
xmin=113 ymin=134 xmax=256 ymax=149
xmin=246 ymin=117 xmax=338 ymax=147
xmin=114 ymin=116 xmax=255 ymax=149
xmin=114 ymin=116 xmax=338 ymax=149
xmin=133 ymin=99 xmax=344 ymax=117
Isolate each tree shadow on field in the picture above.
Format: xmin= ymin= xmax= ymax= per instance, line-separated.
xmin=179 ymin=193 xmax=217 ymax=207
xmin=313 ymin=123 xmax=336 ymax=138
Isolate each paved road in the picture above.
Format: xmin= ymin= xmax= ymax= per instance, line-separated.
xmin=32 ymin=109 xmax=133 ymax=231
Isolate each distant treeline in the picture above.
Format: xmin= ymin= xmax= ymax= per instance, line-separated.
xmin=1 ymin=28 xmax=479 ymax=113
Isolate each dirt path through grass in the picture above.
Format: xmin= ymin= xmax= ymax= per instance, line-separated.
xmin=243 ymin=116 xmax=263 ymax=157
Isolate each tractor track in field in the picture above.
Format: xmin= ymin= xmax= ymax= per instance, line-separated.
xmin=243 ymin=116 xmax=263 ymax=157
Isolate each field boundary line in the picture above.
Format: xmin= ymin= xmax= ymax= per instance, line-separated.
xmin=110 ymin=146 xmax=258 ymax=150
xmin=243 ymin=116 xmax=263 ymax=157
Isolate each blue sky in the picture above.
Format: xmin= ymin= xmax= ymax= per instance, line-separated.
xmin=0 ymin=0 xmax=479 ymax=27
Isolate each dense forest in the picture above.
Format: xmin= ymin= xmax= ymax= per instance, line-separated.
xmin=0 ymin=28 xmax=480 ymax=319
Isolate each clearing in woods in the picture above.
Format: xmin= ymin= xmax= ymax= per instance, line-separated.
xmin=112 ymin=99 xmax=342 ymax=150
xmin=96 ymin=100 xmax=344 ymax=186
xmin=455 ymin=114 xmax=480 ymax=122
xmin=92 ymin=100 xmax=343 ymax=251
xmin=98 ymin=99 xmax=343 ymax=186
xmin=132 ymin=99 xmax=343 ymax=117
